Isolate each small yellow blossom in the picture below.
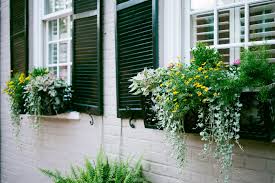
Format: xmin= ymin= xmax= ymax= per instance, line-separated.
xmin=204 ymin=87 xmax=209 ymax=92
xmin=213 ymin=92 xmax=218 ymax=97
xmin=173 ymin=91 xmax=179 ymax=95
xmin=189 ymin=94 xmax=193 ymax=97
xmin=202 ymin=62 xmax=206 ymax=66
xmin=204 ymin=75 xmax=209 ymax=79
xmin=19 ymin=73 xmax=25 ymax=84
xmin=160 ymin=83 xmax=163 ymax=87
xmin=197 ymin=91 xmax=202 ymax=96
xmin=195 ymin=75 xmax=200 ymax=79
xmin=198 ymin=67 xmax=203 ymax=71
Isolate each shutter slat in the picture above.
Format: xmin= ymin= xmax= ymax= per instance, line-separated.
xmin=72 ymin=0 xmax=103 ymax=115
xmin=74 ymin=0 xmax=97 ymax=14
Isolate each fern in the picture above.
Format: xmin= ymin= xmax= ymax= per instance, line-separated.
xmin=40 ymin=150 xmax=150 ymax=183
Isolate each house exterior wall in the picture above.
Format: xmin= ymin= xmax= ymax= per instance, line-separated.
xmin=1 ymin=0 xmax=275 ymax=183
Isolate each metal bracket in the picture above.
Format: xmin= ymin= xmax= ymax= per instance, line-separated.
xmin=126 ymin=106 xmax=135 ymax=128
xmin=89 ymin=113 xmax=94 ymax=126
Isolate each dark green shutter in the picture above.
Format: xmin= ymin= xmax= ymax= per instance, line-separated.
xmin=10 ymin=0 xmax=28 ymax=75
xmin=72 ymin=0 xmax=103 ymax=115
xmin=116 ymin=0 xmax=159 ymax=118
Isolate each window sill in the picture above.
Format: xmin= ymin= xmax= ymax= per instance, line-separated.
xmin=20 ymin=111 xmax=80 ymax=120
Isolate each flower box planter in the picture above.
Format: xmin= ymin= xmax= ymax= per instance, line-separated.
xmin=184 ymin=85 xmax=275 ymax=141
xmin=144 ymin=84 xmax=275 ymax=142
xmin=20 ymin=111 xmax=80 ymax=120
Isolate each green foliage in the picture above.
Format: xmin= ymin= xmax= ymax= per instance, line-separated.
xmin=191 ymin=42 xmax=221 ymax=68
xmin=239 ymin=46 xmax=275 ymax=88
xmin=29 ymin=67 xmax=49 ymax=78
xmin=129 ymin=44 xmax=245 ymax=183
xmin=4 ymin=67 xmax=72 ymax=134
xmin=24 ymin=72 xmax=72 ymax=117
xmin=3 ymin=73 xmax=30 ymax=136
xmin=41 ymin=150 xmax=149 ymax=183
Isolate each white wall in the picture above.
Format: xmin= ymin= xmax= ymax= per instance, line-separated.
xmin=1 ymin=0 xmax=275 ymax=183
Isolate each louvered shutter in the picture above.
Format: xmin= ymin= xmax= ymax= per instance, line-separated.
xmin=72 ymin=0 xmax=103 ymax=115
xmin=116 ymin=0 xmax=159 ymax=118
xmin=10 ymin=0 xmax=28 ymax=75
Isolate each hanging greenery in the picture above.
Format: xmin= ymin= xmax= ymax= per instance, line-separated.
xmin=4 ymin=68 xmax=72 ymax=134
xmin=129 ymin=43 xmax=275 ymax=182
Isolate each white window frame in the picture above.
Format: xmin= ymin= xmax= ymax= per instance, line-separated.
xmin=184 ymin=0 xmax=275 ymax=65
xmin=32 ymin=0 xmax=73 ymax=83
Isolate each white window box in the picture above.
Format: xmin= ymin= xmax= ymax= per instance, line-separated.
xmin=20 ymin=111 xmax=80 ymax=120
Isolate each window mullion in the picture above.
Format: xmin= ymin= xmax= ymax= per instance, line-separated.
xmin=46 ymin=21 xmax=49 ymax=68
xmin=229 ymin=8 xmax=235 ymax=64
xmin=214 ymin=0 xmax=218 ymax=47
xmin=244 ymin=1 xmax=249 ymax=48
xmin=184 ymin=0 xmax=191 ymax=64
xmin=67 ymin=16 xmax=71 ymax=84
xmin=57 ymin=18 xmax=60 ymax=78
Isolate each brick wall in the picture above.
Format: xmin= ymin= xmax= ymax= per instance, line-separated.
xmin=1 ymin=0 xmax=275 ymax=183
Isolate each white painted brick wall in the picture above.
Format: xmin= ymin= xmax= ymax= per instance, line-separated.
xmin=1 ymin=0 xmax=275 ymax=183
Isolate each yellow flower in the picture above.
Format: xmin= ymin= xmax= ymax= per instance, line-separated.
xmin=160 ymin=83 xmax=163 ymax=87
xmin=195 ymin=75 xmax=200 ymax=79
xmin=26 ymin=76 xmax=30 ymax=81
xmin=172 ymin=103 xmax=180 ymax=113
xmin=204 ymin=87 xmax=209 ymax=92
xmin=185 ymin=81 xmax=190 ymax=85
xmin=176 ymin=71 xmax=180 ymax=76
xmin=213 ymin=92 xmax=219 ymax=97
xmin=202 ymin=62 xmax=206 ymax=66
xmin=197 ymin=91 xmax=202 ymax=96
xmin=19 ymin=73 xmax=25 ymax=84
xmin=204 ymin=75 xmax=209 ymax=79
xmin=198 ymin=67 xmax=203 ymax=71
xmin=189 ymin=94 xmax=193 ymax=97
xmin=173 ymin=91 xmax=179 ymax=95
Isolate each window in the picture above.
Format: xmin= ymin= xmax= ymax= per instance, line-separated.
xmin=189 ymin=0 xmax=275 ymax=64
xmin=43 ymin=0 xmax=72 ymax=83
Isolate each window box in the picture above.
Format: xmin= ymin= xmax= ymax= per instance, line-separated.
xmin=20 ymin=111 xmax=80 ymax=120
xmin=183 ymin=83 xmax=275 ymax=141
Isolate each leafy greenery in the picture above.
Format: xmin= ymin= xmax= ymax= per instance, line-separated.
xmin=4 ymin=68 xmax=72 ymax=133
xmin=29 ymin=67 xmax=49 ymax=78
xmin=239 ymin=46 xmax=274 ymax=88
xmin=3 ymin=73 xmax=30 ymax=136
xmin=41 ymin=150 xmax=149 ymax=183
xmin=129 ymin=43 xmax=275 ymax=183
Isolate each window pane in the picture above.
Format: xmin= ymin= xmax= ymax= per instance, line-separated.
xmin=217 ymin=0 xmax=244 ymax=6
xmin=59 ymin=17 xmax=69 ymax=39
xmin=191 ymin=0 xmax=215 ymax=11
xmin=218 ymin=48 xmax=230 ymax=64
xmin=240 ymin=7 xmax=245 ymax=42
xmin=49 ymin=43 xmax=58 ymax=64
xmin=49 ymin=67 xmax=57 ymax=75
xmin=45 ymin=0 xmax=72 ymax=14
xmin=59 ymin=42 xmax=68 ymax=63
xmin=49 ymin=20 xmax=58 ymax=41
xmin=193 ymin=13 xmax=214 ymax=46
xmin=60 ymin=66 xmax=68 ymax=81
xmin=249 ymin=2 xmax=275 ymax=42
xmin=218 ymin=10 xmax=230 ymax=44
xmin=46 ymin=0 xmax=54 ymax=14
